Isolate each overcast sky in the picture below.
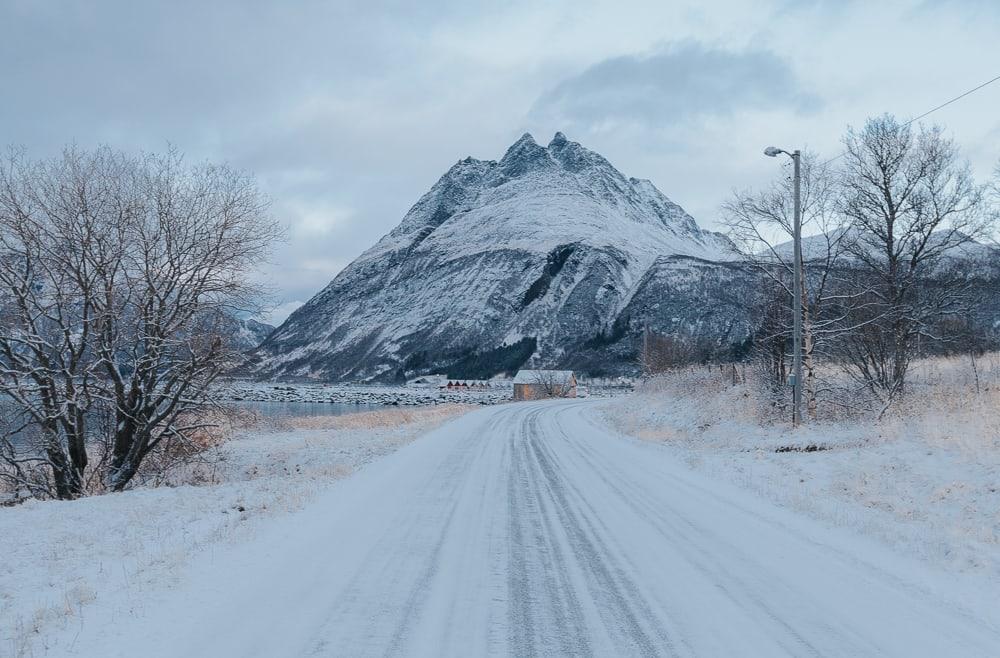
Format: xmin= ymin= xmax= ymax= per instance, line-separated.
xmin=2 ymin=0 xmax=999 ymax=324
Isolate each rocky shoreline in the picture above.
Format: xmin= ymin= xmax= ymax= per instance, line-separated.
xmin=216 ymin=380 xmax=512 ymax=406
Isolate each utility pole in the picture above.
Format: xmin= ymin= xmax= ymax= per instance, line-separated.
xmin=791 ymin=150 xmax=803 ymax=426
xmin=765 ymin=146 xmax=804 ymax=426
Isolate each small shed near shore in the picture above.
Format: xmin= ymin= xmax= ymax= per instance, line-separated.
xmin=512 ymin=370 xmax=577 ymax=401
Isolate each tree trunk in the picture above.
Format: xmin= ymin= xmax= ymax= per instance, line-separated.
xmin=107 ymin=427 xmax=145 ymax=492
xmin=802 ymin=305 xmax=818 ymax=420
xmin=46 ymin=441 xmax=85 ymax=499
xmin=108 ymin=456 xmax=142 ymax=492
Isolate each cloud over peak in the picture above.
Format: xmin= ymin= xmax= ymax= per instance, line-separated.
xmin=531 ymin=42 xmax=820 ymax=133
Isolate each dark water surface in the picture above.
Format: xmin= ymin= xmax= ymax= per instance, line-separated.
xmin=4 ymin=401 xmax=383 ymax=450
xmin=227 ymin=400 xmax=385 ymax=419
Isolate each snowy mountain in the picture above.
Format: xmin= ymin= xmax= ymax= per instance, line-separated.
xmin=770 ymin=227 xmax=997 ymax=264
xmin=228 ymin=317 xmax=275 ymax=351
xmin=250 ymin=132 xmax=743 ymax=381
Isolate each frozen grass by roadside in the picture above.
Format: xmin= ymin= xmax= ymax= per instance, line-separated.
xmin=599 ymin=362 xmax=1000 ymax=580
xmin=205 ymin=404 xmax=474 ymax=484
xmin=0 ymin=403 xmax=473 ymax=658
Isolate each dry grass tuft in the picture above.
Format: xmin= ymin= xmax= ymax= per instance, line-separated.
xmin=634 ymin=352 xmax=1000 ymax=443
xmin=281 ymin=404 xmax=474 ymax=431
xmin=604 ymin=353 xmax=1000 ymax=576
xmin=158 ymin=402 xmax=477 ymax=489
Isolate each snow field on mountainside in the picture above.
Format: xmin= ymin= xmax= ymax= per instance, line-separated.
xmin=0 ymin=404 xmax=472 ymax=657
xmin=252 ymin=132 xmax=739 ymax=381
xmin=601 ymin=359 xmax=1000 ymax=579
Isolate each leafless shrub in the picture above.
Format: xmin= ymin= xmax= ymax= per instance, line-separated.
xmin=284 ymin=403 xmax=473 ymax=431
xmin=130 ymin=406 xmax=247 ymax=488
xmin=640 ymin=327 xmax=718 ymax=374
xmin=639 ymin=349 xmax=1000 ymax=432
xmin=527 ymin=371 xmax=575 ymax=398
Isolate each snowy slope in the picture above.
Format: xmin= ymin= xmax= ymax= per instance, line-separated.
xmin=42 ymin=400 xmax=1000 ymax=656
xmin=770 ymin=226 xmax=997 ymax=264
xmin=251 ymin=133 xmax=736 ymax=381
xmin=228 ymin=317 xmax=274 ymax=351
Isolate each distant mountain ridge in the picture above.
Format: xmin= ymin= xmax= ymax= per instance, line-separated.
xmin=228 ymin=317 xmax=274 ymax=351
xmin=249 ymin=132 xmax=748 ymax=381
xmin=770 ymin=227 xmax=996 ymax=264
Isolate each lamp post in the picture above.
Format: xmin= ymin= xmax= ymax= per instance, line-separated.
xmin=764 ymin=146 xmax=803 ymax=426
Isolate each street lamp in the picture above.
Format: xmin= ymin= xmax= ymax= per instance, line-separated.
xmin=764 ymin=146 xmax=803 ymax=426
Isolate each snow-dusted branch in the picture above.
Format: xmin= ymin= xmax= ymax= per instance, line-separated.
xmin=0 ymin=146 xmax=281 ymax=499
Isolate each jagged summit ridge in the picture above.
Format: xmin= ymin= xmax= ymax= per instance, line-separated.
xmin=251 ymin=133 xmax=738 ymax=382
xmin=370 ymin=132 xmax=730 ymax=264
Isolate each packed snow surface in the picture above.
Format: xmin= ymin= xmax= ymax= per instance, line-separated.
xmin=36 ymin=400 xmax=1000 ymax=656
xmin=604 ymin=372 xmax=1000 ymax=579
xmin=0 ymin=404 xmax=469 ymax=657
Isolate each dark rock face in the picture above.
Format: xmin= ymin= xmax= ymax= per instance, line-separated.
xmin=250 ymin=133 xmax=746 ymax=382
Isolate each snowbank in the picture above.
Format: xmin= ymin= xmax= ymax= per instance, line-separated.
xmin=599 ymin=364 xmax=1000 ymax=580
xmin=0 ymin=404 xmax=472 ymax=657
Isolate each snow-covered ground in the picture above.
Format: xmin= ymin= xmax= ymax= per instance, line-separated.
xmin=601 ymin=370 xmax=1000 ymax=580
xmin=6 ymin=364 xmax=1000 ymax=656
xmin=0 ymin=404 xmax=472 ymax=657
xmin=15 ymin=400 xmax=1000 ymax=656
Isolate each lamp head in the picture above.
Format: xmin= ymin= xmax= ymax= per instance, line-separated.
xmin=764 ymin=146 xmax=783 ymax=157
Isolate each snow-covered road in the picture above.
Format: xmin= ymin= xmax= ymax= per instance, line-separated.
xmin=62 ymin=400 xmax=1000 ymax=657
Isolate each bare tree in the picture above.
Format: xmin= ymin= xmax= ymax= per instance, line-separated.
xmin=640 ymin=326 xmax=717 ymax=374
xmin=530 ymin=370 xmax=574 ymax=398
xmin=833 ymin=115 xmax=990 ymax=404
xmin=747 ymin=280 xmax=790 ymax=393
xmin=722 ymin=152 xmax=849 ymax=418
xmin=0 ymin=146 xmax=280 ymax=499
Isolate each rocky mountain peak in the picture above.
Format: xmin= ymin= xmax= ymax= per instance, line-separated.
xmin=250 ymin=133 xmax=736 ymax=382
xmin=500 ymin=132 xmax=551 ymax=177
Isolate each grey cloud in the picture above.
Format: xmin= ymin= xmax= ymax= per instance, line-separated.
xmin=916 ymin=0 xmax=999 ymax=9
xmin=0 ymin=1 xmax=438 ymax=152
xmin=531 ymin=43 xmax=820 ymax=132
xmin=2 ymin=1 xmax=994 ymax=317
xmin=0 ymin=0 xmax=494 ymax=312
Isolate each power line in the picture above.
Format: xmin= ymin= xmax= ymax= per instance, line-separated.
xmin=905 ymin=73 xmax=1000 ymax=127
xmin=819 ymin=72 xmax=1000 ymax=166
